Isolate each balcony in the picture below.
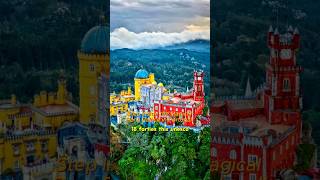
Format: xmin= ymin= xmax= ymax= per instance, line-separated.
xmin=23 ymin=161 xmax=54 ymax=176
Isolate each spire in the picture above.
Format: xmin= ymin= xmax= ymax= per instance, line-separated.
xmin=294 ymin=27 xmax=299 ymax=34
xmin=245 ymin=77 xmax=253 ymax=98
xmin=269 ymin=25 xmax=273 ymax=32
xmin=288 ymin=25 xmax=293 ymax=32
xmin=274 ymin=28 xmax=279 ymax=35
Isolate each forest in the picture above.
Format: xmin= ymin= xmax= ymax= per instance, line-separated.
xmin=212 ymin=0 xmax=320 ymax=146
xmin=0 ymin=0 xmax=107 ymax=104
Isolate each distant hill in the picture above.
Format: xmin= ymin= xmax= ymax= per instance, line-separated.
xmin=111 ymin=48 xmax=209 ymax=64
xmin=160 ymin=40 xmax=210 ymax=53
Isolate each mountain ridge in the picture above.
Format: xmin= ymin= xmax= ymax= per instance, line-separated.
xmin=111 ymin=39 xmax=210 ymax=53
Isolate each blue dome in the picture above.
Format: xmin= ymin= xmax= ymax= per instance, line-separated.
xmin=135 ymin=69 xmax=149 ymax=79
xmin=81 ymin=25 xmax=109 ymax=54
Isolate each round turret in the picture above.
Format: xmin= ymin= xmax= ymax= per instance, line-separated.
xmin=80 ymin=25 xmax=109 ymax=54
xmin=135 ymin=69 xmax=149 ymax=79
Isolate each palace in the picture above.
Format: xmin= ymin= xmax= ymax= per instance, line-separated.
xmin=111 ymin=69 xmax=208 ymax=127
xmin=154 ymin=71 xmax=206 ymax=126
xmin=211 ymin=26 xmax=302 ymax=179
xmin=0 ymin=22 xmax=109 ymax=179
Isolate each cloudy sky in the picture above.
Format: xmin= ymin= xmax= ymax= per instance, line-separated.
xmin=110 ymin=0 xmax=210 ymax=49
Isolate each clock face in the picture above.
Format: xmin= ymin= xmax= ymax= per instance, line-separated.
xmin=280 ymin=49 xmax=292 ymax=59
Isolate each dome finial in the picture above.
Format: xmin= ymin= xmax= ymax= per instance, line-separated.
xmin=99 ymin=14 xmax=107 ymax=26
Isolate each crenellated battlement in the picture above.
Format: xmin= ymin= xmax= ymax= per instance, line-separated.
xmin=77 ymin=51 xmax=109 ymax=61
xmin=214 ymin=84 xmax=265 ymax=102
xmin=212 ymin=132 xmax=242 ymax=145
xmin=268 ymin=25 xmax=300 ymax=50
xmin=243 ymin=135 xmax=264 ymax=147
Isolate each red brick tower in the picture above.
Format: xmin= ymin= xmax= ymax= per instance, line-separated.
xmin=264 ymin=26 xmax=302 ymax=126
xmin=193 ymin=71 xmax=205 ymax=102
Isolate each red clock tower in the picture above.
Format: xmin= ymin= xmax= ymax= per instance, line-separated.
xmin=211 ymin=26 xmax=304 ymax=179
xmin=264 ymin=26 xmax=302 ymax=126
xmin=193 ymin=70 xmax=205 ymax=102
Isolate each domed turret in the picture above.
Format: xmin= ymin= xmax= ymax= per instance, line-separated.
xmin=80 ymin=25 xmax=109 ymax=54
xmin=135 ymin=69 xmax=149 ymax=79
xmin=78 ymin=21 xmax=109 ymax=124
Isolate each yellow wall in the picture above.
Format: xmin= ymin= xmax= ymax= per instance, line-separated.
xmin=34 ymin=113 xmax=77 ymax=130
xmin=0 ymin=132 xmax=57 ymax=172
xmin=110 ymin=103 xmax=128 ymax=116
xmin=78 ymin=52 xmax=109 ymax=124
xmin=134 ymin=77 xmax=152 ymax=101
xmin=0 ymin=106 xmax=19 ymax=123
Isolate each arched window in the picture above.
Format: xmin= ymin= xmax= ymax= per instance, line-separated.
xmin=283 ymin=79 xmax=290 ymax=91
xmin=230 ymin=149 xmax=237 ymax=160
xmin=211 ymin=147 xmax=217 ymax=157
xmin=89 ymin=64 xmax=95 ymax=72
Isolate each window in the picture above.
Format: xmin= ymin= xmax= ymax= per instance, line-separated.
xmin=230 ymin=150 xmax=237 ymax=160
xmin=248 ymin=155 xmax=257 ymax=163
xmin=89 ymin=64 xmax=95 ymax=72
xmin=223 ymin=174 xmax=231 ymax=180
xmin=211 ymin=147 xmax=217 ymax=157
xmin=90 ymin=114 xmax=95 ymax=122
xmin=91 ymin=101 xmax=96 ymax=107
xmin=14 ymin=160 xmax=20 ymax=168
xmin=13 ymin=144 xmax=20 ymax=155
xmin=249 ymin=174 xmax=256 ymax=180
xmin=283 ymin=79 xmax=291 ymax=91
xmin=26 ymin=142 xmax=35 ymax=152
xmin=26 ymin=155 xmax=35 ymax=165
xmin=155 ymin=106 xmax=158 ymax=110
xmin=273 ymin=151 xmax=276 ymax=161
xmin=41 ymin=141 xmax=48 ymax=152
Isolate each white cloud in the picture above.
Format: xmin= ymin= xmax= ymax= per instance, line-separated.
xmin=111 ymin=0 xmax=209 ymax=7
xmin=111 ymin=25 xmax=210 ymax=50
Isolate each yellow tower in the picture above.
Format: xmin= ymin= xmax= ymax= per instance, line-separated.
xmin=78 ymin=24 xmax=109 ymax=124
xmin=134 ymin=69 xmax=153 ymax=100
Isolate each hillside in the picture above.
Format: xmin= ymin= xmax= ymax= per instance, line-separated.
xmin=0 ymin=0 xmax=108 ymax=104
xmin=110 ymin=45 xmax=210 ymax=96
